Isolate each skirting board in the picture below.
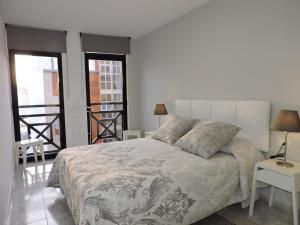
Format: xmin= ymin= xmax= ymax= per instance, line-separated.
xmin=4 ymin=168 xmax=15 ymax=225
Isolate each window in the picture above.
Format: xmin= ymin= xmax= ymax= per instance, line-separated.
xmin=10 ymin=51 xmax=66 ymax=156
xmin=86 ymin=53 xmax=127 ymax=144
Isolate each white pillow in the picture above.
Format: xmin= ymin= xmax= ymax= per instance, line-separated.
xmin=220 ymin=137 xmax=259 ymax=155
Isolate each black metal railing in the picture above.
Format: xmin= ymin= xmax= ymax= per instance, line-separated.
xmin=18 ymin=104 xmax=63 ymax=151
xmin=88 ymin=102 xmax=125 ymax=144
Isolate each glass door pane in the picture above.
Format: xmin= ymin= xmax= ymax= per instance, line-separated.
xmin=86 ymin=54 xmax=127 ymax=144
xmin=11 ymin=52 xmax=66 ymax=155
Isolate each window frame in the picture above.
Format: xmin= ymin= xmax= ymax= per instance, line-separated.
xmin=84 ymin=53 xmax=128 ymax=143
xmin=9 ymin=49 xmax=67 ymax=160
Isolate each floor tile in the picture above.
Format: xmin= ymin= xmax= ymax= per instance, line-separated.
xmin=43 ymin=187 xmax=64 ymax=202
xmin=14 ymin=164 xmax=51 ymax=190
xmin=10 ymin=201 xmax=47 ymax=225
xmin=47 ymin=217 xmax=76 ymax=225
xmin=14 ymin=178 xmax=44 ymax=190
xmin=12 ymin=188 xmax=44 ymax=206
xmin=45 ymin=198 xmax=70 ymax=219
xmin=220 ymin=200 xmax=292 ymax=225
xmin=27 ymin=219 xmax=48 ymax=225
xmin=219 ymin=207 xmax=258 ymax=225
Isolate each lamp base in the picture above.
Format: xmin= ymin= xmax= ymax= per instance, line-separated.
xmin=276 ymin=161 xmax=294 ymax=168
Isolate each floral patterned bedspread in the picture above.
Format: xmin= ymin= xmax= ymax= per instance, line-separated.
xmin=46 ymin=138 xmax=264 ymax=225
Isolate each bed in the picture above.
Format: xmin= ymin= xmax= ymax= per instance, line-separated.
xmin=47 ymin=99 xmax=271 ymax=225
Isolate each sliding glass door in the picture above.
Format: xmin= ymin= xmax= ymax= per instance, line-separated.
xmin=10 ymin=51 xmax=66 ymax=157
xmin=85 ymin=53 xmax=127 ymax=144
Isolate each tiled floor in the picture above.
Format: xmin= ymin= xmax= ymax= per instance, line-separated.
xmin=8 ymin=160 xmax=292 ymax=225
xmin=9 ymin=161 xmax=75 ymax=225
xmin=219 ymin=201 xmax=292 ymax=225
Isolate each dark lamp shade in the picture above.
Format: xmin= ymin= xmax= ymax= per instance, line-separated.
xmin=271 ymin=110 xmax=300 ymax=132
xmin=153 ymin=104 xmax=168 ymax=115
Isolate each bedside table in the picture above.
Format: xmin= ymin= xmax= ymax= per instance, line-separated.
xmin=249 ymin=159 xmax=300 ymax=225
xmin=145 ymin=131 xmax=155 ymax=138
xmin=122 ymin=130 xmax=143 ymax=140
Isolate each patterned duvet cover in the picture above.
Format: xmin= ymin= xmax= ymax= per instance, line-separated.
xmin=47 ymin=138 xmax=264 ymax=225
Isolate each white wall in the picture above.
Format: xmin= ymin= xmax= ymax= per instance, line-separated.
xmin=0 ymin=12 xmax=15 ymax=225
xmin=133 ymin=0 xmax=300 ymax=209
xmin=127 ymin=41 xmax=141 ymax=129
xmin=135 ymin=0 xmax=300 ymax=157
xmin=62 ymin=32 xmax=88 ymax=147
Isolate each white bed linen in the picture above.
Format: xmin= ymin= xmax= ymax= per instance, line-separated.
xmin=47 ymin=138 xmax=264 ymax=225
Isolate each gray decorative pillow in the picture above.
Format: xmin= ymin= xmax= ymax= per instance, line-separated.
xmin=151 ymin=116 xmax=197 ymax=145
xmin=175 ymin=121 xmax=241 ymax=158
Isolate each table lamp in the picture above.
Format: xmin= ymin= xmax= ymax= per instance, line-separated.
xmin=153 ymin=103 xmax=168 ymax=127
xmin=271 ymin=110 xmax=300 ymax=168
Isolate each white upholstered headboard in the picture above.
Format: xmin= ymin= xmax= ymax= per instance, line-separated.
xmin=175 ymin=99 xmax=271 ymax=152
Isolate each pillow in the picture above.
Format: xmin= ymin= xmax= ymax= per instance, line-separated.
xmin=151 ymin=116 xmax=197 ymax=145
xmin=175 ymin=121 xmax=241 ymax=158
xmin=220 ymin=137 xmax=258 ymax=155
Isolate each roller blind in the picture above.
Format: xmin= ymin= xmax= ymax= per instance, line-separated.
xmin=81 ymin=33 xmax=130 ymax=54
xmin=6 ymin=24 xmax=67 ymax=53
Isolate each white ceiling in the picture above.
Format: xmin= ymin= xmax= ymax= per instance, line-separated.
xmin=0 ymin=0 xmax=211 ymax=39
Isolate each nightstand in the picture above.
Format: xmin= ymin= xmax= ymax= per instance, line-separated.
xmin=122 ymin=130 xmax=143 ymax=140
xmin=249 ymin=159 xmax=300 ymax=225
xmin=145 ymin=131 xmax=155 ymax=138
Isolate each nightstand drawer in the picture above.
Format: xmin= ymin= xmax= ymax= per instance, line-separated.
xmin=256 ymin=169 xmax=291 ymax=191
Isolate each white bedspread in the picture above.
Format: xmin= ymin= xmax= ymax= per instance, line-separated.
xmin=47 ymin=138 xmax=264 ymax=225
